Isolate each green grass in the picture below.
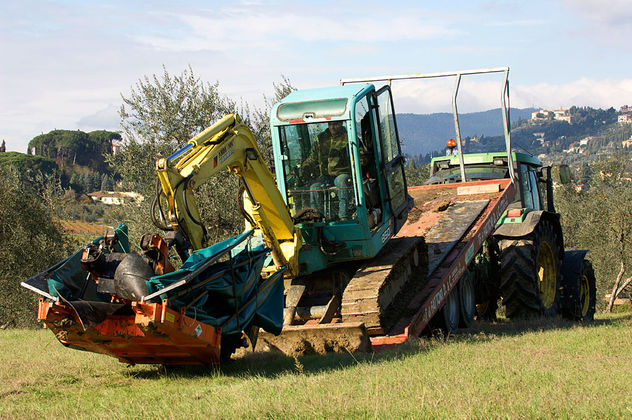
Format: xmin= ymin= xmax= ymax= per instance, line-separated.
xmin=1 ymin=314 xmax=631 ymax=419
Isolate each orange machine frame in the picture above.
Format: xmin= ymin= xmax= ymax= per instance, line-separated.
xmin=38 ymin=299 xmax=222 ymax=366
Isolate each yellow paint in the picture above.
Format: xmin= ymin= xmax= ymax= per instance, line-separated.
xmin=537 ymin=241 xmax=557 ymax=309
xmin=156 ymin=114 xmax=301 ymax=278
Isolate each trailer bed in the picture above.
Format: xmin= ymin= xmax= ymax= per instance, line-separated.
xmin=370 ymin=178 xmax=515 ymax=347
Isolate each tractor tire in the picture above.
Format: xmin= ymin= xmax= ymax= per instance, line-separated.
xmin=498 ymin=220 xmax=562 ymax=319
xmin=559 ymin=251 xmax=597 ymax=321
xmin=578 ymin=260 xmax=597 ymax=321
xmin=474 ymin=240 xmax=500 ymax=321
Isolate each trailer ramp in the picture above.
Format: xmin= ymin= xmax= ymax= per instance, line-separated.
xmin=371 ymin=178 xmax=516 ymax=348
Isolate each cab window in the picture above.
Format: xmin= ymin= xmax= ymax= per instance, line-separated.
xmin=278 ymin=121 xmax=356 ymax=221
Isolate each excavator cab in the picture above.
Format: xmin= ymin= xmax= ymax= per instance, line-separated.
xmin=271 ymin=84 xmax=413 ymax=274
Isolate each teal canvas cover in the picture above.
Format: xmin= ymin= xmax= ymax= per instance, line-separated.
xmin=47 ymin=224 xmax=129 ymax=302
xmin=41 ymin=225 xmax=283 ymax=336
xmin=145 ymin=230 xmax=284 ymax=336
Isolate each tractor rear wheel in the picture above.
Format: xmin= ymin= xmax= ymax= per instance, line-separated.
xmin=498 ymin=220 xmax=562 ymax=318
xmin=474 ymin=240 xmax=500 ymax=321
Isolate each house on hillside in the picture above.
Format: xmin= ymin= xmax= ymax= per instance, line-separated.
xmin=574 ymin=184 xmax=586 ymax=193
xmin=553 ymin=109 xmax=573 ymax=124
xmin=618 ymin=114 xmax=632 ymax=124
xmin=579 ymin=136 xmax=593 ymax=146
xmin=564 ymin=142 xmax=581 ymax=153
xmin=88 ymin=191 xmax=144 ymax=205
xmin=622 ymin=138 xmax=632 ymax=148
xmin=531 ymin=108 xmax=573 ymax=124
xmin=111 ymin=141 xmax=122 ymax=155
xmin=531 ymin=110 xmax=550 ymax=121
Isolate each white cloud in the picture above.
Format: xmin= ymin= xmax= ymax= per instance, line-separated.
xmin=76 ymin=104 xmax=120 ymax=131
xmin=557 ymin=0 xmax=632 ymax=49
xmin=512 ymin=78 xmax=632 ymax=110
xmin=1 ymin=1 xmax=629 ymax=153
xmin=135 ymin=8 xmax=457 ymax=52
xmin=389 ymin=77 xmax=632 ymax=114
xmin=559 ymin=0 xmax=632 ymax=26
xmin=484 ymin=19 xmax=547 ymax=27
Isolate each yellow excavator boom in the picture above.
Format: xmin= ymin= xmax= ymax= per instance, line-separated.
xmin=155 ymin=114 xmax=301 ymax=277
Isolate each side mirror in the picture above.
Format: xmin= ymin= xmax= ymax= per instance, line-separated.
xmin=551 ymin=165 xmax=572 ymax=185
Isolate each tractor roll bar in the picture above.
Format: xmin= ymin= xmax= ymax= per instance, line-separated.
xmin=340 ymin=67 xmax=515 ymax=182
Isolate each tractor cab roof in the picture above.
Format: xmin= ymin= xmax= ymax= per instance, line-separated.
xmin=270 ymin=84 xmax=373 ymax=126
xmin=430 ymin=151 xmax=542 ymax=169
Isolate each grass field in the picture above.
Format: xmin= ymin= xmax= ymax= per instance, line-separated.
xmin=1 ymin=314 xmax=631 ymax=419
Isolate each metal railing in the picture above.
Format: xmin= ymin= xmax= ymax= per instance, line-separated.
xmin=340 ymin=67 xmax=515 ymax=182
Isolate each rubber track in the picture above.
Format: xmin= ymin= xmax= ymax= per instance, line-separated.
xmin=341 ymin=236 xmax=428 ymax=333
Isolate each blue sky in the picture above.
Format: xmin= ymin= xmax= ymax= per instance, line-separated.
xmin=1 ymin=0 xmax=631 ymax=152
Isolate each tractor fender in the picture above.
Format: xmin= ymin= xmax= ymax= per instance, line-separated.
xmin=558 ymin=249 xmax=589 ymax=314
xmin=493 ymin=211 xmax=564 ymax=260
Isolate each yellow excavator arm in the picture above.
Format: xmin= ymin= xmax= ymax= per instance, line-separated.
xmin=155 ymin=114 xmax=301 ymax=277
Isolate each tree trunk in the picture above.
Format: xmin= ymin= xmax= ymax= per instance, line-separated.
xmin=607 ymin=261 xmax=626 ymax=312
xmin=616 ymin=276 xmax=632 ymax=297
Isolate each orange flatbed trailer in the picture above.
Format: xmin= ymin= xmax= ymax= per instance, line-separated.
xmin=370 ymin=177 xmax=516 ymax=348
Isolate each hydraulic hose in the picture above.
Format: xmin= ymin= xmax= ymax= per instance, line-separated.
xmin=150 ymin=179 xmax=172 ymax=231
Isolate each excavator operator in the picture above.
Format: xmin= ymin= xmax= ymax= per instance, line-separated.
xmin=299 ymin=121 xmax=353 ymax=220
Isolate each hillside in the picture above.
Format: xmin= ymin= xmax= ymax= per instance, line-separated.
xmin=397 ymin=108 xmax=536 ymax=155
xmin=0 ymin=151 xmax=58 ymax=174
xmin=28 ymin=129 xmax=120 ymax=173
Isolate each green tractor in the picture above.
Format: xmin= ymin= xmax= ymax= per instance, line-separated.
xmin=427 ymin=151 xmax=597 ymax=321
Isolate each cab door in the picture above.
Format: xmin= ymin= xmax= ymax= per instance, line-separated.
xmin=374 ymin=86 xmax=410 ymax=231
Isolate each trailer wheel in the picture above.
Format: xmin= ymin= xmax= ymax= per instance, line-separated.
xmin=458 ymin=269 xmax=476 ymax=327
xmin=498 ymin=220 xmax=561 ymax=318
xmin=220 ymin=323 xmax=259 ymax=361
xmin=439 ymin=286 xmax=460 ymax=333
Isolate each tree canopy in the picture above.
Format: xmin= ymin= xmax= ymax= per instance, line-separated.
xmin=557 ymin=153 xmax=632 ymax=309
xmin=27 ymin=129 xmax=120 ymax=172
xmin=111 ymin=66 xmax=295 ymax=245
xmin=0 ymin=167 xmax=68 ymax=327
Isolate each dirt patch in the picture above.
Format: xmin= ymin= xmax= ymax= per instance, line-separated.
xmin=256 ymin=323 xmax=370 ymax=356
xmin=409 ymin=188 xmax=453 ymax=208
xmin=407 ymin=207 xmax=424 ymax=223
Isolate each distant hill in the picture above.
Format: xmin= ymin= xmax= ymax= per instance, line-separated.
xmin=0 ymin=151 xmax=58 ymax=174
xmin=28 ymin=129 xmax=120 ymax=173
xmin=397 ymin=108 xmax=536 ymax=155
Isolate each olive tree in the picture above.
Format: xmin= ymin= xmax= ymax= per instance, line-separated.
xmin=0 ymin=168 xmax=68 ymax=327
xmin=110 ymin=66 xmax=295 ymax=247
xmin=557 ymin=153 xmax=632 ymax=310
